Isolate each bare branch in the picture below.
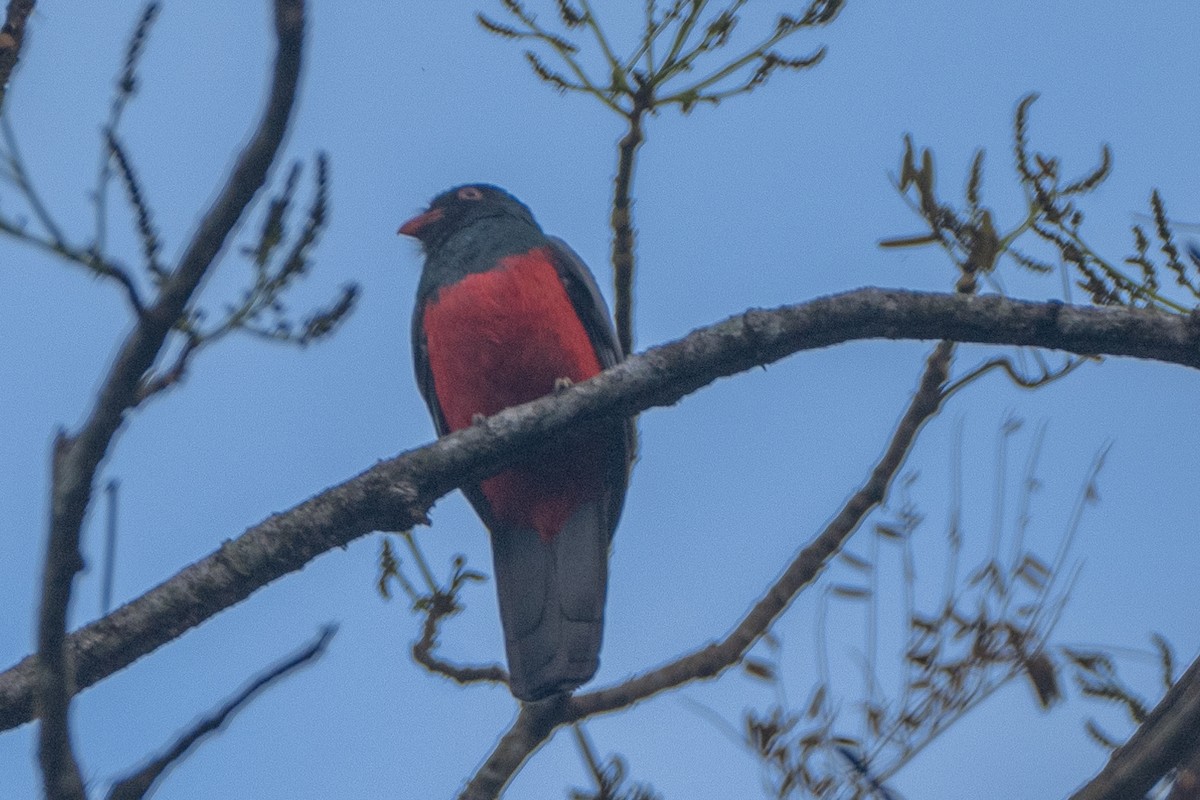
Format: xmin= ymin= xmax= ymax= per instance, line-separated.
xmin=570 ymin=339 xmax=951 ymax=715
xmin=462 ymin=335 xmax=955 ymax=797
xmin=397 ymin=543 xmax=509 ymax=687
xmin=2 ymin=112 xmax=67 ymax=246
xmin=0 ymin=212 xmax=146 ymax=315
xmin=105 ymin=128 xmax=163 ymax=276
xmin=95 ymin=3 xmax=162 ymax=261
xmin=2 ymin=288 xmax=1199 ymax=733
xmin=38 ymin=434 xmax=87 ymax=800
xmin=611 ymin=97 xmax=648 ymax=357
xmin=460 ymin=699 xmax=570 ymax=800
xmin=34 ymin=1 xmax=305 ymax=795
xmin=42 ymin=0 xmax=304 ymax=587
xmin=0 ymin=0 xmax=35 ymax=112
xmin=1072 ymin=651 xmax=1200 ymax=800
xmin=940 ymin=352 xmax=1093 ymax=400
xmin=132 ymin=331 xmax=201 ymax=404
xmin=412 ymin=591 xmax=509 ymax=687
xmin=106 ymin=625 xmax=335 ymax=800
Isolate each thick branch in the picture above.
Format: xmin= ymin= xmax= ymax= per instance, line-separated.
xmin=3 ymin=288 xmax=1198 ymax=733
xmin=1167 ymin=742 xmax=1200 ymax=800
xmin=38 ymin=436 xmax=86 ymax=800
xmin=1072 ymin=650 xmax=1200 ymax=800
xmin=33 ymin=1 xmax=304 ymax=795
xmin=459 ymin=700 xmax=570 ymax=800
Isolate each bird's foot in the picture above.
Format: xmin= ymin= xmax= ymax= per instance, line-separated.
xmin=553 ymin=376 xmax=574 ymax=393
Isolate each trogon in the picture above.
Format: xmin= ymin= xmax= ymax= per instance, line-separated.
xmin=400 ymin=184 xmax=633 ymax=702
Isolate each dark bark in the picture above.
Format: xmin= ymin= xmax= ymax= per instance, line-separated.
xmin=1071 ymin=652 xmax=1200 ymax=800
xmin=32 ymin=2 xmax=306 ymax=796
xmin=2 ymin=289 xmax=1198 ymax=735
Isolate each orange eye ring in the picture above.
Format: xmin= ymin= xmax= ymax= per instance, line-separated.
xmin=457 ymin=186 xmax=484 ymax=201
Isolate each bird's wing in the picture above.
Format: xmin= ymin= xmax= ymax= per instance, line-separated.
xmin=545 ymin=236 xmax=624 ymax=366
xmin=411 ymin=301 xmax=450 ymax=438
xmin=545 ymin=236 xmax=635 ymax=539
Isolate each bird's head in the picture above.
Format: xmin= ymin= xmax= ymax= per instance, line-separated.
xmin=398 ymin=184 xmax=537 ymax=252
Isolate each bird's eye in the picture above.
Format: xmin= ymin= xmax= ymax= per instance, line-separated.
xmin=457 ymin=187 xmax=484 ymax=201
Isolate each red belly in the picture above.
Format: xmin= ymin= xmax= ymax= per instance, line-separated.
xmin=422 ymin=247 xmax=605 ymax=539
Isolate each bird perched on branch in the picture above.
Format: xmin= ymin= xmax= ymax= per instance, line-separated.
xmin=400 ymin=184 xmax=633 ymax=701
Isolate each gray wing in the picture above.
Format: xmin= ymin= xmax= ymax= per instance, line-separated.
xmin=545 ymin=236 xmax=634 ymax=539
xmin=411 ymin=302 xmax=450 ymax=438
xmin=545 ymin=236 xmax=624 ymax=366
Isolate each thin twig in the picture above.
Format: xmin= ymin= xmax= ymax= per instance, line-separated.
xmin=95 ymin=2 xmax=161 ymax=258
xmin=611 ymin=98 xmax=647 ymax=357
xmin=105 ymin=128 xmax=163 ymax=275
xmin=941 ymin=353 xmax=1091 ymax=400
xmin=411 ymin=591 xmax=508 ymax=686
xmin=106 ymin=625 xmax=335 ymax=800
xmin=865 ymin=511 xmax=880 ymax=728
xmin=990 ymin=413 xmax=1013 ymax=564
xmin=1010 ymin=423 xmax=1047 ymax=576
xmin=577 ymin=0 xmax=621 ymax=78
xmin=0 ymin=214 xmax=145 ymax=311
xmin=401 ymin=530 xmax=438 ymax=593
xmin=2 ymin=113 xmax=66 ymax=245
xmin=572 ymin=723 xmax=605 ymax=789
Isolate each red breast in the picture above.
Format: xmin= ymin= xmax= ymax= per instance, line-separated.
xmin=421 ymin=246 xmax=607 ymax=540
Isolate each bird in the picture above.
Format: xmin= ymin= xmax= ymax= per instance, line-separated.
xmin=400 ymin=184 xmax=633 ymax=702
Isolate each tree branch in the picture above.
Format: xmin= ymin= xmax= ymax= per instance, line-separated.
xmin=412 ymin=591 xmax=509 ymax=687
xmin=459 ymin=699 xmax=570 ymax=800
xmin=610 ymin=94 xmax=647 ymax=356
xmin=460 ymin=339 xmax=955 ymax=798
xmin=106 ymin=625 xmax=334 ymax=800
xmin=1072 ymin=650 xmax=1200 ymax=800
xmin=3 ymin=288 xmax=1198 ymax=734
xmin=38 ymin=435 xmax=87 ymax=800
xmin=2 ymin=113 xmax=67 ymax=246
xmin=574 ymin=338 xmax=953 ymax=716
xmin=1167 ymin=741 xmax=1200 ymax=800
xmin=0 ymin=0 xmax=35 ymax=112
xmin=0 ymin=214 xmax=146 ymax=312
xmin=33 ymin=1 xmax=304 ymax=795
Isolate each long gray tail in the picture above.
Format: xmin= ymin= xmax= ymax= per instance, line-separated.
xmin=489 ymin=501 xmax=608 ymax=702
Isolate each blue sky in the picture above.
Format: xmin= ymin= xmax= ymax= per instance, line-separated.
xmin=2 ymin=2 xmax=1199 ymax=798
